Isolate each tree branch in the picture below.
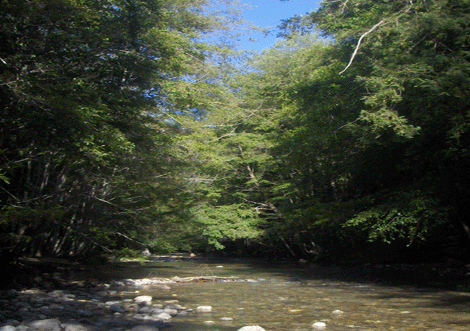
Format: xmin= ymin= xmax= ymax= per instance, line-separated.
xmin=339 ymin=20 xmax=385 ymax=74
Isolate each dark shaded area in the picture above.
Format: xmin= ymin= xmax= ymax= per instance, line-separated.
xmin=5 ymin=255 xmax=470 ymax=293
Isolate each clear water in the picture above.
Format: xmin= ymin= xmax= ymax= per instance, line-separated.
xmin=91 ymin=259 xmax=470 ymax=331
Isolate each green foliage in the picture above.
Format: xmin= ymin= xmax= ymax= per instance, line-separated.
xmin=260 ymin=0 xmax=470 ymax=260
xmin=0 ymin=0 xmax=243 ymax=257
xmin=2 ymin=0 xmax=469 ymax=263
xmin=111 ymin=247 xmax=148 ymax=261
xmin=192 ymin=203 xmax=264 ymax=249
xmin=180 ymin=0 xmax=470 ymax=260
xmin=345 ymin=189 xmax=449 ymax=244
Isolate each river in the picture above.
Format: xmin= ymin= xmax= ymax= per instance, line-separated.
xmin=84 ymin=257 xmax=470 ymax=330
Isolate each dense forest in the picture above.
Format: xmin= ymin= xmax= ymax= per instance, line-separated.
xmin=1 ymin=0 xmax=469 ymax=265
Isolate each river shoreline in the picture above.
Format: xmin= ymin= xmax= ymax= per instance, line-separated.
xmin=5 ymin=254 xmax=470 ymax=291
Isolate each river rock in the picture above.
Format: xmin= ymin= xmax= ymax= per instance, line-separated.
xmin=135 ymin=296 xmax=153 ymax=304
xmin=26 ymin=318 xmax=62 ymax=330
xmin=130 ymin=326 xmax=159 ymax=331
xmin=237 ymin=326 xmax=266 ymax=331
xmin=155 ymin=312 xmax=172 ymax=320
xmin=165 ymin=302 xmax=185 ymax=310
xmin=62 ymin=321 xmax=98 ymax=331
xmin=109 ymin=304 xmax=126 ymax=313
xmin=220 ymin=317 xmax=233 ymax=321
xmin=312 ymin=321 xmax=327 ymax=329
xmin=0 ymin=326 xmax=16 ymax=331
xmin=196 ymin=306 xmax=212 ymax=313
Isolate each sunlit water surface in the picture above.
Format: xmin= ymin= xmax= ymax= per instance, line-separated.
xmin=91 ymin=259 xmax=470 ymax=331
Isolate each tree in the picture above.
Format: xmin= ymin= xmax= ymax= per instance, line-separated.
xmin=0 ymin=0 xmax=241 ymax=258
xmin=274 ymin=0 xmax=470 ymax=261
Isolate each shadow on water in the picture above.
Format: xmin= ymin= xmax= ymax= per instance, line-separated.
xmin=86 ymin=256 xmax=470 ymax=292
xmin=189 ymin=257 xmax=470 ymax=289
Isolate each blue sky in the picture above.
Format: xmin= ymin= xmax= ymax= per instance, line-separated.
xmin=237 ymin=0 xmax=321 ymax=52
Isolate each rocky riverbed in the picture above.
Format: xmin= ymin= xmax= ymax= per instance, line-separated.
xmin=0 ymin=274 xmax=260 ymax=331
xmin=2 ymin=256 xmax=470 ymax=331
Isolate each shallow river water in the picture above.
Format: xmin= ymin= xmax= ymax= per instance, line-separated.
xmin=92 ymin=258 xmax=470 ymax=331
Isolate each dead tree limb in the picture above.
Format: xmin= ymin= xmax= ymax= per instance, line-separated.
xmin=339 ymin=20 xmax=385 ymax=74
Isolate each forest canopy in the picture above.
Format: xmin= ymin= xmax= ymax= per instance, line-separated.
xmin=1 ymin=0 xmax=469 ymax=264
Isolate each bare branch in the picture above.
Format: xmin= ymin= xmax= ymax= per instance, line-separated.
xmin=339 ymin=20 xmax=385 ymax=74
xmin=340 ymin=0 xmax=349 ymax=13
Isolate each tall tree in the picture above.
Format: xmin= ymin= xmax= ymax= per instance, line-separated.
xmin=0 ymin=0 xmax=240 ymax=257
xmin=274 ymin=0 xmax=470 ymax=261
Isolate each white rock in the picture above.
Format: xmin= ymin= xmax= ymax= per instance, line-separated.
xmin=0 ymin=326 xmax=17 ymax=331
xmin=332 ymin=310 xmax=344 ymax=314
xmin=312 ymin=322 xmax=327 ymax=329
xmin=134 ymin=296 xmax=152 ymax=303
xmin=62 ymin=321 xmax=97 ymax=331
xmin=196 ymin=306 xmax=212 ymax=313
xmin=220 ymin=317 xmax=233 ymax=321
xmin=27 ymin=319 xmax=62 ymax=331
xmin=237 ymin=326 xmax=266 ymax=331
xmin=156 ymin=312 xmax=172 ymax=320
